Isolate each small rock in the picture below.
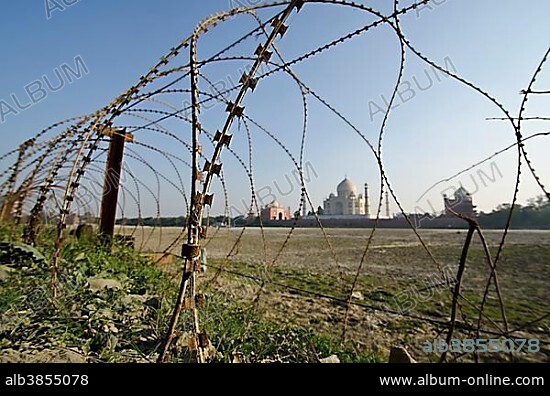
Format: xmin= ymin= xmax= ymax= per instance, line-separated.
xmin=351 ymin=291 xmax=364 ymax=301
xmin=75 ymin=224 xmax=94 ymax=240
xmin=97 ymin=308 xmax=113 ymax=319
xmin=389 ymin=347 xmax=417 ymax=363
xmin=0 ymin=265 xmax=14 ymax=281
xmin=88 ymin=278 xmax=122 ymax=292
xmin=0 ymin=349 xmax=21 ymax=363
xmin=0 ymin=348 xmax=87 ymax=363
xmin=320 ymin=355 xmax=340 ymax=363
xmin=145 ymin=296 xmax=161 ymax=309
xmin=35 ymin=349 xmax=88 ymax=363
xmin=231 ymin=353 xmax=244 ymax=363
xmin=121 ymin=294 xmax=146 ymax=307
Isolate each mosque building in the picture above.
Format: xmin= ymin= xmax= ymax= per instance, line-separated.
xmin=323 ymin=178 xmax=371 ymax=217
xmin=260 ymin=200 xmax=291 ymax=221
xmin=443 ymin=186 xmax=477 ymax=218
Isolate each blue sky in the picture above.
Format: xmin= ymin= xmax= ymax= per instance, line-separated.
xmin=0 ymin=0 xmax=549 ymax=218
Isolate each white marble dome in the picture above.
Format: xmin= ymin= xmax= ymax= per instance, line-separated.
xmin=337 ymin=178 xmax=357 ymax=197
xmin=267 ymin=199 xmax=281 ymax=208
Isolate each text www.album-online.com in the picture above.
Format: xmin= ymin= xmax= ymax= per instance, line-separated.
xmin=380 ymin=374 xmax=544 ymax=387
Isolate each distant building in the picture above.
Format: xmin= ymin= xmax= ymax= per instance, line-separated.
xmin=261 ymin=200 xmax=291 ymax=221
xmin=323 ymin=178 xmax=367 ymax=216
xmin=443 ymin=186 xmax=477 ymax=218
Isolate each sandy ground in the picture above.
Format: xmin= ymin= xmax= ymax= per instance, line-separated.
xmin=116 ymin=226 xmax=549 ymax=362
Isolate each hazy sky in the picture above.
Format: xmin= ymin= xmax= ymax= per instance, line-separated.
xmin=0 ymin=1 xmax=549 ymax=218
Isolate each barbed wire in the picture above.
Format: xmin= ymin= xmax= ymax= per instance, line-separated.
xmin=0 ymin=0 xmax=548 ymax=363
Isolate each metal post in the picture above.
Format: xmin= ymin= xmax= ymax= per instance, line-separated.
xmin=99 ymin=128 xmax=127 ymax=241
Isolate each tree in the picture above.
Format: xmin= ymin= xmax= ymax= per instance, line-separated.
xmin=478 ymin=196 xmax=550 ymax=229
xmin=317 ymin=206 xmax=324 ymax=216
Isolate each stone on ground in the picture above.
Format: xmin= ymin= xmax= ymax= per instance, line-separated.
xmin=388 ymin=346 xmax=416 ymax=363
xmin=320 ymin=354 xmax=340 ymax=363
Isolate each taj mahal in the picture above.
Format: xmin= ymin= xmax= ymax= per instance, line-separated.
xmin=323 ymin=178 xmax=371 ymax=217
xmin=260 ymin=176 xmax=476 ymax=227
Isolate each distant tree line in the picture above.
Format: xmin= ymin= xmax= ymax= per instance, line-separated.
xmin=116 ymin=215 xmax=233 ymax=227
xmin=478 ymin=196 xmax=550 ymax=229
xmin=116 ymin=216 xmax=186 ymax=227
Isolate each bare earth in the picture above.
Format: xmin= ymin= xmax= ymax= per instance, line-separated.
xmin=120 ymin=226 xmax=550 ymax=362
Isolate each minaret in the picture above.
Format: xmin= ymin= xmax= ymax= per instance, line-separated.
xmin=364 ymin=183 xmax=370 ymax=218
xmin=385 ymin=191 xmax=391 ymax=218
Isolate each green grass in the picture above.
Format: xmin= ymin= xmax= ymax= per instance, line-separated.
xmin=1 ymin=228 xmax=382 ymax=363
xmin=201 ymin=296 xmax=382 ymax=363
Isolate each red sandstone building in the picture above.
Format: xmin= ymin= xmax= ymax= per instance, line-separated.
xmin=443 ymin=186 xmax=477 ymax=218
xmin=260 ymin=200 xmax=291 ymax=221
